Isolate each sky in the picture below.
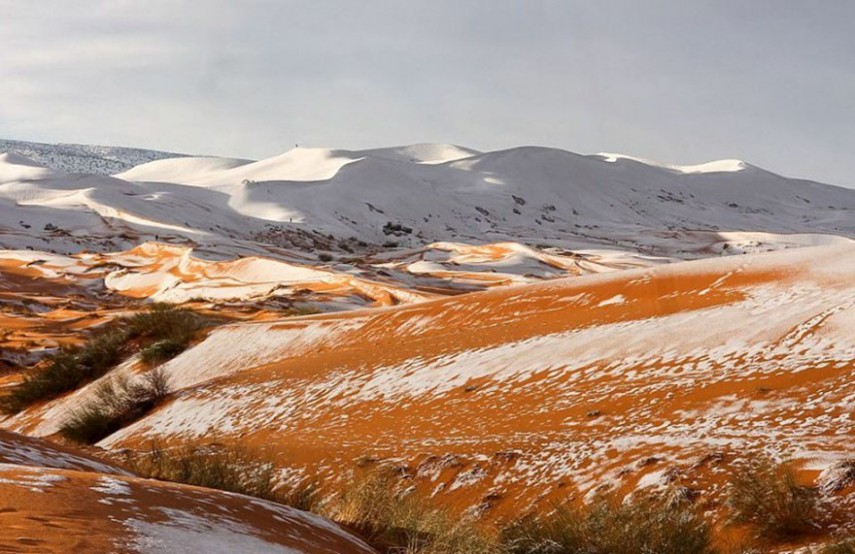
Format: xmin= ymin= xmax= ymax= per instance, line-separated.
xmin=2 ymin=0 xmax=854 ymax=187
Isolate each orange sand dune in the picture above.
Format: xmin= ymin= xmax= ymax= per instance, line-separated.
xmin=0 ymin=240 xmax=659 ymax=368
xmin=59 ymin=243 xmax=851 ymax=523
xmin=0 ymin=430 xmax=375 ymax=553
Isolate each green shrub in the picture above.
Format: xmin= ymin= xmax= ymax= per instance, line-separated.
xmin=501 ymin=494 xmax=716 ymax=554
xmin=132 ymin=305 xmax=203 ymax=365
xmin=57 ymin=402 xmax=116 ymax=445
xmin=1 ymin=304 xmax=205 ymax=414
xmin=125 ymin=303 xmax=201 ymax=342
xmin=59 ymin=368 xmax=171 ymax=444
xmin=727 ymin=459 xmax=821 ymax=541
xmin=1 ymin=329 xmax=127 ymax=414
xmin=140 ymin=338 xmax=189 ymax=365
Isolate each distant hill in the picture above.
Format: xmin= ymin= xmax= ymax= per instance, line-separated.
xmin=1 ymin=141 xmax=853 ymax=260
xmin=0 ymin=138 xmax=188 ymax=175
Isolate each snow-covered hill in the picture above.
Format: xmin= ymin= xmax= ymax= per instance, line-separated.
xmin=1 ymin=141 xmax=853 ymax=261
xmin=0 ymin=138 xmax=187 ymax=175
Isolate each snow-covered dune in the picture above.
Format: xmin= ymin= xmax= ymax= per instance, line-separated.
xmin=2 ymin=139 xmax=853 ymax=365
xmin=2 ymin=140 xmax=853 ymax=260
xmin=0 ymin=138 xmax=186 ymax=175
xmin=0 ymin=430 xmax=376 ymax=554
xmin=10 ymin=244 xmax=844 ymax=519
xmin=116 ymin=156 xmax=254 ymax=184
xmin=1 ymin=138 xmax=853 ymax=543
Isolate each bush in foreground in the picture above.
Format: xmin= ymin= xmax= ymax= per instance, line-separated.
xmin=125 ymin=443 xmax=279 ymax=500
xmin=329 ymin=469 xmax=497 ymax=554
xmin=727 ymin=459 xmax=822 ymax=541
xmin=115 ymin=451 xmax=849 ymax=554
xmin=501 ymin=493 xmax=716 ymax=554
xmin=123 ymin=443 xmax=319 ymax=511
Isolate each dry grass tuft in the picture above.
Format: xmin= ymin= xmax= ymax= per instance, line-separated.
xmin=123 ymin=443 xmax=320 ymax=511
xmin=727 ymin=459 xmax=822 ymax=541
xmin=59 ymin=368 xmax=171 ymax=444
xmin=329 ymin=469 xmax=498 ymax=554
xmin=501 ymin=493 xmax=716 ymax=554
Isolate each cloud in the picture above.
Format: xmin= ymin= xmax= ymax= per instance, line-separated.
xmin=1 ymin=0 xmax=853 ymax=187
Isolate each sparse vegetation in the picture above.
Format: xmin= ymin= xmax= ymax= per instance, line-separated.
xmin=501 ymin=506 xmax=584 ymax=553
xmin=139 ymin=338 xmax=189 ymax=365
xmin=124 ymin=443 xmax=319 ymax=511
xmin=3 ymin=300 xmax=842 ymax=553
xmin=329 ymin=481 xmax=715 ymax=554
xmin=328 ymin=469 xmax=497 ymax=554
xmin=0 ymin=304 xmax=205 ymax=414
xmin=59 ymin=368 xmax=171 ymax=444
xmin=727 ymin=459 xmax=822 ymax=541
xmin=126 ymin=303 xmax=203 ymax=356
xmin=126 ymin=443 xmax=280 ymax=501
xmin=0 ymin=329 xmax=127 ymax=413
xmin=501 ymin=493 xmax=716 ymax=554
xmin=112 ymin=449 xmax=847 ymax=554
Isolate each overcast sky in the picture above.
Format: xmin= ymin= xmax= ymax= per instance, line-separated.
xmin=2 ymin=0 xmax=854 ymax=186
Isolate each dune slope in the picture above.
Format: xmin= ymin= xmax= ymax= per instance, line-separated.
xmin=36 ymin=243 xmax=847 ymax=518
xmin=0 ymin=430 xmax=375 ymax=553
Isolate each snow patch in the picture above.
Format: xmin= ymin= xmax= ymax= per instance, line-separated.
xmin=123 ymin=508 xmax=300 ymax=554
xmin=597 ymin=294 xmax=626 ymax=307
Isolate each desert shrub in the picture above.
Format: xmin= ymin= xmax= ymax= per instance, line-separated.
xmin=501 ymin=494 xmax=716 ymax=554
xmin=1 ymin=305 xmax=205 ymax=413
xmin=132 ymin=305 xmax=203 ymax=365
xmin=330 ymin=469 xmax=497 ymax=554
xmin=126 ymin=443 xmax=322 ymax=512
xmin=1 ymin=329 xmax=127 ymax=413
xmin=140 ymin=338 xmax=189 ymax=365
xmin=125 ymin=304 xmax=200 ymax=339
xmin=501 ymin=506 xmax=584 ymax=554
xmin=58 ymin=401 xmax=116 ymax=445
xmin=584 ymin=495 xmax=715 ymax=554
xmin=727 ymin=459 xmax=821 ymax=541
xmin=124 ymin=443 xmax=307 ymax=506
xmin=138 ymin=366 xmax=171 ymax=399
xmin=59 ymin=368 xmax=171 ymax=444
